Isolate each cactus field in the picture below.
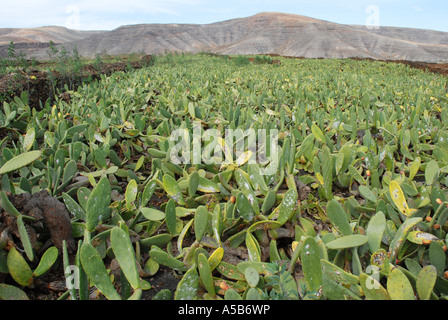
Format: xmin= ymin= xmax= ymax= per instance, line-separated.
xmin=1 ymin=53 xmax=448 ymax=300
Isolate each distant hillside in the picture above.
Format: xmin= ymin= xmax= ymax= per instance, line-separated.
xmin=0 ymin=26 xmax=102 ymax=58
xmin=2 ymin=12 xmax=448 ymax=63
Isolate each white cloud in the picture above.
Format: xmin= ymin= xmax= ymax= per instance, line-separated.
xmin=0 ymin=0 xmax=205 ymax=29
xmin=75 ymin=0 xmax=177 ymax=15
xmin=1 ymin=1 xmax=65 ymax=27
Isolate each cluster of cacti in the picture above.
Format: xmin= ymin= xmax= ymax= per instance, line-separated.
xmin=0 ymin=53 xmax=448 ymax=300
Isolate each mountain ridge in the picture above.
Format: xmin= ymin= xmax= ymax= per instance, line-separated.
xmin=1 ymin=12 xmax=448 ymax=63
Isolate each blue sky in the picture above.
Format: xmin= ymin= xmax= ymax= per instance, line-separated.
xmin=1 ymin=0 xmax=447 ymax=32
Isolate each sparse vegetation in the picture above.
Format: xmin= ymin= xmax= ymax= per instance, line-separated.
xmin=46 ymin=42 xmax=85 ymax=91
xmin=233 ymin=55 xmax=251 ymax=66
xmin=253 ymin=55 xmax=273 ymax=65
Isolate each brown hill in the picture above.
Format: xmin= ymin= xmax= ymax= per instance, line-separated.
xmin=3 ymin=12 xmax=448 ymax=63
xmin=0 ymin=26 xmax=102 ymax=58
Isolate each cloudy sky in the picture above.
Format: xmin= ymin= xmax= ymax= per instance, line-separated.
xmin=1 ymin=0 xmax=447 ymax=32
